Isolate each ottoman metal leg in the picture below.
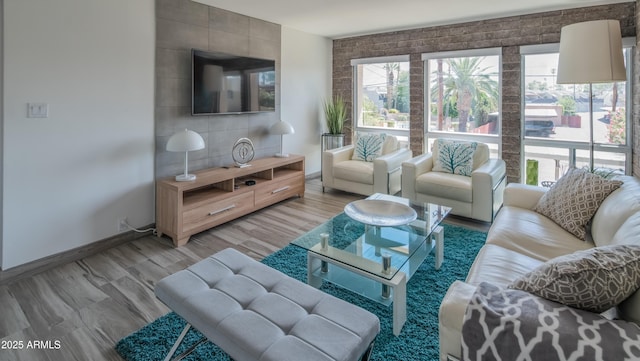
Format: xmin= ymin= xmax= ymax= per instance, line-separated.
xmin=163 ymin=323 xmax=207 ymax=361
xmin=361 ymin=340 xmax=375 ymax=361
xmin=164 ymin=324 xmax=191 ymax=361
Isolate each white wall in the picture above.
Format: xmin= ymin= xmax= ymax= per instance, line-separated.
xmin=0 ymin=0 xmax=4 ymax=267
xmin=2 ymin=0 xmax=155 ymax=269
xmin=281 ymin=27 xmax=332 ymax=175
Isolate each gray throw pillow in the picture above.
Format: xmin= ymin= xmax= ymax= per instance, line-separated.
xmin=509 ymin=245 xmax=640 ymax=313
xmin=533 ymin=167 xmax=622 ymax=240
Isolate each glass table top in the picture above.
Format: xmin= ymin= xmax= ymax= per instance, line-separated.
xmin=291 ymin=194 xmax=451 ymax=280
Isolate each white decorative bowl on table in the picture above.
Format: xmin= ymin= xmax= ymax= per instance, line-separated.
xmin=344 ymin=199 xmax=417 ymax=227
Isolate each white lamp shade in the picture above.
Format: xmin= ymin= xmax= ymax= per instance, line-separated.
xmin=166 ymin=129 xmax=205 ymax=152
xmin=557 ymin=20 xmax=626 ymax=84
xmin=270 ymin=120 xmax=295 ymax=135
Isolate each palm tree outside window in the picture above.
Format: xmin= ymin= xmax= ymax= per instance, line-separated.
xmin=352 ymin=55 xmax=411 ymax=138
xmin=423 ymin=48 xmax=502 ymax=154
xmin=434 ymin=57 xmax=499 ymax=132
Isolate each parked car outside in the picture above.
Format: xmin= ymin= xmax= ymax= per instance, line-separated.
xmin=525 ymin=120 xmax=555 ymax=137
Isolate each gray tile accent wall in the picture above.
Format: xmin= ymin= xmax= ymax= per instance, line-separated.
xmin=155 ymin=0 xmax=281 ymax=179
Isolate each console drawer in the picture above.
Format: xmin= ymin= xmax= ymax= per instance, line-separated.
xmin=255 ymin=174 xmax=304 ymax=208
xmin=182 ymin=191 xmax=254 ymax=234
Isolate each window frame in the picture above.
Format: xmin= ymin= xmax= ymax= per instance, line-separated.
xmin=520 ymin=40 xmax=635 ymax=181
xmin=351 ymin=55 xmax=411 ymax=138
xmin=422 ymin=47 xmax=503 ymax=154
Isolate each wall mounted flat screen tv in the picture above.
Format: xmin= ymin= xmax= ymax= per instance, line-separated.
xmin=192 ymin=49 xmax=276 ymax=115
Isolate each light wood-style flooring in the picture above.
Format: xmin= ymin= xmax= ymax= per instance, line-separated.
xmin=0 ymin=178 xmax=488 ymax=361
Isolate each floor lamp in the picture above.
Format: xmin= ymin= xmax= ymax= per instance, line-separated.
xmin=556 ymin=20 xmax=627 ymax=171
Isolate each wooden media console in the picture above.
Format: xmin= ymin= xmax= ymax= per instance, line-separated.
xmin=156 ymin=155 xmax=305 ymax=246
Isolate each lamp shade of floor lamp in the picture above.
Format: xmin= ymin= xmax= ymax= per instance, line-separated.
xmin=166 ymin=129 xmax=205 ymax=181
xmin=556 ymin=20 xmax=626 ymax=170
xmin=270 ymin=120 xmax=295 ymax=157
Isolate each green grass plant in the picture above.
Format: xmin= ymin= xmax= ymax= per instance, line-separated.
xmin=324 ymin=95 xmax=348 ymax=134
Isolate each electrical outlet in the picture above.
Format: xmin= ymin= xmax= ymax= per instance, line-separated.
xmin=27 ymin=103 xmax=49 ymax=118
xmin=117 ymin=217 xmax=128 ymax=232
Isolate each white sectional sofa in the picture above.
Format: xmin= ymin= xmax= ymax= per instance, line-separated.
xmin=438 ymin=175 xmax=640 ymax=361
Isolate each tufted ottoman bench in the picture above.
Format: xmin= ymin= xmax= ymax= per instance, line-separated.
xmin=155 ymin=248 xmax=380 ymax=361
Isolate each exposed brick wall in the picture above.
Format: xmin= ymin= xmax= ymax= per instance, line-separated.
xmin=409 ymin=53 xmax=424 ymax=156
xmin=502 ymin=46 xmax=522 ymax=183
xmin=333 ymin=3 xmax=636 ymax=183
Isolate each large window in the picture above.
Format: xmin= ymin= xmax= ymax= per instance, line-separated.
xmin=521 ymin=42 xmax=633 ymax=184
xmin=423 ymin=48 xmax=502 ymax=153
xmin=353 ymin=56 xmax=410 ymax=136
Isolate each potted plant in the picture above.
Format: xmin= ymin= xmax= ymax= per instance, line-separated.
xmin=322 ymin=95 xmax=348 ymax=150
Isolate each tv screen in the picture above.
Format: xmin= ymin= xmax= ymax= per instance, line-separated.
xmin=192 ymin=49 xmax=276 ymax=115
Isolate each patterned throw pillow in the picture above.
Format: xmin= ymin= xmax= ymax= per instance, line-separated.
xmin=432 ymin=139 xmax=477 ymax=176
xmin=352 ymin=133 xmax=386 ymax=162
xmin=508 ymin=245 xmax=640 ymax=313
xmin=533 ymin=167 xmax=623 ymax=240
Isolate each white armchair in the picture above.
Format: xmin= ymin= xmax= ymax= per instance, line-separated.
xmin=402 ymin=140 xmax=506 ymax=222
xmin=322 ymin=135 xmax=412 ymax=196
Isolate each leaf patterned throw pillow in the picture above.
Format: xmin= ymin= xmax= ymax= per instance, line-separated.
xmin=352 ymin=133 xmax=386 ymax=162
xmin=432 ymin=139 xmax=478 ymax=176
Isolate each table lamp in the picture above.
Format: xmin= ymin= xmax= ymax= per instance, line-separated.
xmin=166 ymin=128 xmax=205 ymax=181
xmin=556 ymin=20 xmax=626 ymax=170
xmin=270 ymin=120 xmax=295 ymax=157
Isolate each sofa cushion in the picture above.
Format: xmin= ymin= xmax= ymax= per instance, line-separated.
xmin=415 ymin=172 xmax=472 ymax=203
xmin=333 ymin=160 xmax=374 ymax=184
xmin=465 ymin=244 xmax=544 ymax=287
xmin=487 ymin=206 xmax=594 ymax=261
xmin=509 ymin=245 xmax=640 ymax=313
xmin=591 ymin=175 xmax=640 ymax=247
xmin=432 ymin=139 xmax=477 ymax=176
xmin=612 ymin=212 xmax=640 ymax=247
xmin=352 ymin=133 xmax=386 ymax=162
xmin=533 ymin=168 xmax=623 ymax=240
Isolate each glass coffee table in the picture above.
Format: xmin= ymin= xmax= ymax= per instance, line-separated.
xmin=291 ymin=193 xmax=451 ymax=335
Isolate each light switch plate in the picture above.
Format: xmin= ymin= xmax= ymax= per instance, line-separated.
xmin=27 ymin=103 xmax=49 ymax=118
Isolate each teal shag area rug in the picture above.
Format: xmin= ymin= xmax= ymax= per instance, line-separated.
xmin=115 ymin=223 xmax=486 ymax=361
